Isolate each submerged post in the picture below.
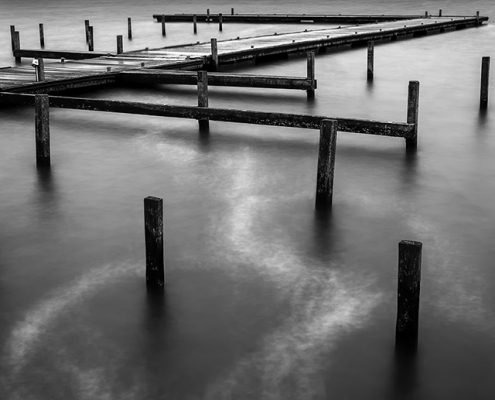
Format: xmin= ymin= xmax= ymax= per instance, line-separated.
xmin=10 ymin=25 xmax=15 ymax=51
xmin=210 ymin=38 xmax=218 ymax=71
xmin=406 ymin=81 xmax=420 ymax=147
xmin=219 ymin=13 xmax=223 ymax=31
xmin=35 ymin=94 xmax=50 ymax=166
xmin=128 ymin=17 xmax=132 ymax=39
xmin=88 ymin=26 xmax=94 ymax=51
xmin=144 ymin=196 xmax=164 ymax=289
xmin=39 ymin=23 xmax=45 ymax=48
xmin=117 ymin=35 xmax=123 ymax=54
xmin=367 ymin=41 xmax=374 ymax=81
xmin=193 ymin=14 xmax=197 ymax=33
xmin=315 ymin=119 xmax=337 ymax=210
xmin=161 ymin=14 xmax=166 ymax=36
xmin=197 ymin=71 xmax=209 ymax=130
xmin=307 ymin=51 xmax=316 ymax=98
xmin=396 ymin=240 xmax=422 ymax=348
xmin=13 ymin=31 xmax=21 ymax=63
xmin=480 ymin=56 xmax=490 ymax=110
xmin=84 ymin=20 xmax=90 ymax=43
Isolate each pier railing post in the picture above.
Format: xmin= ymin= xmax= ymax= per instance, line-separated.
xmin=406 ymin=81 xmax=420 ymax=147
xmin=84 ymin=20 xmax=90 ymax=43
xmin=117 ymin=35 xmax=123 ymax=54
xmin=128 ymin=17 xmax=132 ymax=39
xmin=35 ymin=94 xmax=50 ymax=166
xmin=396 ymin=240 xmax=422 ymax=348
xmin=10 ymin=25 xmax=15 ymax=51
xmin=210 ymin=38 xmax=218 ymax=71
xmin=307 ymin=51 xmax=316 ymax=98
xmin=144 ymin=196 xmax=164 ymax=289
xmin=193 ymin=14 xmax=197 ymax=33
xmin=315 ymin=119 xmax=337 ymax=210
xmin=367 ymin=41 xmax=374 ymax=81
xmin=197 ymin=71 xmax=209 ymax=130
xmin=88 ymin=26 xmax=94 ymax=51
xmin=39 ymin=23 xmax=45 ymax=48
xmin=161 ymin=14 xmax=166 ymax=36
xmin=480 ymin=56 xmax=490 ymax=110
xmin=13 ymin=31 xmax=21 ymax=63
xmin=219 ymin=13 xmax=223 ymax=31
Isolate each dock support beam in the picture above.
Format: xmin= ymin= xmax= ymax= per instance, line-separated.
xmin=210 ymin=38 xmax=218 ymax=71
xmin=219 ymin=13 xmax=223 ymax=31
xmin=193 ymin=15 xmax=197 ymax=33
xmin=406 ymin=81 xmax=420 ymax=147
xmin=84 ymin=20 xmax=89 ymax=43
xmin=35 ymin=94 xmax=50 ymax=167
xmin=144 ymin=196 xmax=164 ymax=290
xmin=315 ymin=119 xmax=337 ymax=210
xmin=396 ymin=240 xmax=422 ymax=349
xmin=307 ymin=51 xmax=315 ymax=98
xmin=480 ymin=56 xmax=490 ymax=110
xmin=197 ymin=71 xmax=209 ymax=130
xmin=367 ymin=41 xmax=374 ymax=81
xmin=88 ymin=26 xmax=94 ymax=51
xmin=117 ymin=35 xmax=123 ymax=54
xmin=128 ymin=17 xmax=132 ymax=39
xmin=13 ymin=31 xmax=21 ymax=63
xmin=161 ymin=14 xmax=166 ymax=36
xmin=39 ymin=23 xmax=45 ymax=48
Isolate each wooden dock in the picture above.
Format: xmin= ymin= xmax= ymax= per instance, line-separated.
xmin=1 ymin=14 xmax=488 ymax=94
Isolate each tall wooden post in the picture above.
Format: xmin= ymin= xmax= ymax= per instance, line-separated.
xmin=219 ymin=13 xmax=223 ymax=31
xmin=193 ymin=15 xmax=197 ymax=34
xmin=367 ymin=41 xmax=374 ymax=81
xmin=39 ymin=23 xmax=45 ymax=48
xmin=144 ymin=196 xmax=164 ymax=289
xmin=117 ymin=35 xmax=123 ymax=54
xmin=231 ymin=8 xmax=234 ymax=15
xmin=88 ymin=26 xmax=94 ymax=51
xmin=315 ymin=119 xmax=337 ymax=210
xmin=396 ymin=240 xmax=422 ymax=348
xmin=34 ymin=58 xmax=45 ymax=82
xmin=476 ymin=11 xmax=480 ymax=26
xmin=480 ymin=56 xmax=490 ymax=110
xmin=211 ymin=38 xmax=218 ymax=71
xmin=84 ymin=20 xmax=90 ymax=43
xmin=161 ymin=15 xmax=166 ymax=36
xmin=307 ymin=51 xmax=315 ymax=98
xmin=406 ymin=81 xmax=420 ymax=147
xmin=439 ymin=9 xmax=442 ymax=17
xmin=424 ymin=11 xmax=428 ymax=18
xmin=10 ymin=25 xmax=15 ymax=51
xmin=35 ymin=94 xmax=50 ymax=166
xmin=207 ymin=9 xmax=210 ymax=22
xmin=128 ymin=17 xmax=132 ymax=39
xmin=13 ymin=31 xmax=21 ymax=63
xmin=197 ymin=71 xmax=209 ymax=130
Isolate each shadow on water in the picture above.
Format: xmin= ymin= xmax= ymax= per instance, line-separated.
xmin=389 ymin=343 xmax=419 ymax=400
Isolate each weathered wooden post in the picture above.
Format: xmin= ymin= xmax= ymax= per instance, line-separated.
xmin=396 ymin=240 xmax=422 ymax=348
xmin=439 ymin=9 xmax=442 ymax=17
xmin=144 ymin=196 xmax=164 ymax=289
xmin=33 ymin=58 xmax=45 ymax=82
xmin=88 ymin=26 xmax=94 ymax=51
xmin=406 ymin=81 xmax=420 ymax=147
xmin=117 ymin=35 xmax=123 ymax=54
xmin=207 ymin=9 xmax=210 ymax=22
xmin=84 ymin=20 xmax=90 ymax=43
xmin=197 ymin=71 xmax=209 ymax=130
xmin=307 ymin=51 xmax=316 ymax=98
xmin=219 ymin=13 xmax=223 ymax=31
xmin=315 ymin=119 xmax=337 ymax=210
xmin=35 ymin=94 xmax=50 ymax=166
xmin=367 ymin=41 xmax=374 ymax=81
xmin=476 ymin=11 xmax=480 ymax=26
xmin=211 ymin=38 xmax=218 ymax=71
xmin=193 ymin=15 xmax=197 ymax=33
xmin=128 ymin=17 xmax=132 ymax=39
xmin=424 ymin=11 xmax=428 ymax=18
xmin=161 ymin=15 xmax=166 ymax=36
xmin=39 ymin=23 xmax=45 ymax=48
xmin=13 ymin=31 xmax=21 ymax=63
xmin=10 ymin=25 xmax=15 ymax=51
xmin=480 ymin=56 xmax=490 ymax=110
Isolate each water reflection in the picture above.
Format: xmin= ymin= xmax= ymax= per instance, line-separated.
xmin=390 ymin=344 xmax=419 ymax=399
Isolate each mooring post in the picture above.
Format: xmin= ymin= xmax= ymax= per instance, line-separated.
xmin=144 ymin=196 xmax=164 ymax=289
xmin=219 ymin=13 xmax=223 ymax=31
xmin=193 ymin=14 xmax=197 ymax=33
xmin=88 ymin=26 xmax=94 ymax=51
xmin=315 ymin=119 xmax=337 ymax=210
xmin=476 ymin=11 xmax=480 ymax=26
xmin=396 ymin=240 xmax=422 ymax=348
xmin=406 ymin=81 xmax=420 ymax=147
xmin=439 ymin=9 xmax=442 ymax=17
xmin=197 ymin=70 xmax=209 ymax=130
xmin=424 ymin=11 xmax=428 ymax=18
xmin=231 ymin=8 xmax=234 ymax=15
xmin=480 ymin=56 xmax=490 ymax=110
xmin=367 ymin=41 xmax=374 ymax=81
xmin=84 ymin=20 xmax=90 ymax=43
xmin=33 ymin=57 xmax=45 ymax=82
xmin=307 ymin=51 xmax=316 ymax=98
xmin=13 ymin=31 xmax=21 ymax=63
xmin=207 ymin=9 xmax=210 ymax=22
xmin=210 ymin=38 xmax=218 ymax=71
xmin=117 ymin=35 xmax=123 ymax=54
xmin=161 ymin=14 xmax=166 ymax=36
xmin=35 ymin=94 xmax=50 ymax=166
xmin=39 ymin=23 xmax=45 ymax=48
xmin=128 ymin=17 xmax=132 ymax=39
xmin=10 ymin=25 xmax=15 ymax=51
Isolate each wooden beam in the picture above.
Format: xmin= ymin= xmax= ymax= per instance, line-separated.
xmin=13 ymin=49 xmax=110 ymax=60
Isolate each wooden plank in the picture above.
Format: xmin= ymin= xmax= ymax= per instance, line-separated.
xmin=14 ymin=49 xmax=110 ymax=60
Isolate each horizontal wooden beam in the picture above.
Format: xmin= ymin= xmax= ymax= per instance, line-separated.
xmin=14 ymin=49 xmax=110 ymax=60
xmin=0 ymin=92 xmax=413 ymax=138
xmin=119 ymin=70 xmax=316 ymax=90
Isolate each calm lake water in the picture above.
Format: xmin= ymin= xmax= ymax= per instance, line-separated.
xmin=0 ymin=1 xmax=494 ymax=399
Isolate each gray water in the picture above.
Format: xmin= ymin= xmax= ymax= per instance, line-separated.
xmin=0 ymin=1 xmax=494 ymax=399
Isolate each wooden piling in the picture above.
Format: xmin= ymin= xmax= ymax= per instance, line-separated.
xmin=13 ymin=31 xmax=21 ymax=63
xmin=219 ymin=13 xmax=223 ymax=31
xmin=117 ymin=35 xmax=123 ymax=54
xmin=211 ymin=38 xmax=218 ymax=71
xmin=84 ymin=20 xmax=89 ymax=43
xmin=197 ymin=71 xmax=209 ymax=129
xmin=207 ymin=9 xmax=210 ymax=22
xmin=144 ymin=196 xmax=164 ymax=289
xmin=10 ymin=25 xmax=15 ymax=51
xmin=424 ymin=11 xmax=428 ymax=18
xmin=231 ymin=8 xmax=234 ymax=15
xmin=396 ymin=240 xmax=422 ymax=347
xmin=88 ymin=26 xmax=94 ymax=51
xmin=476 ymin=11 xmax=480 ymax=25
xmin=39 ymin=23 xmax=45 ymax=48
xmin=35 ymin=94 xmax=50 ymax=166
xmin=406 ymin=81 xmax=420 ymax=147
xmin=307 ymin=51 xmax=315 ymax=98
xmin=315 ymin=119 xmax=337 ymax=210
xmin=161 ymin=14 xmax=166 ymax=36
xmin=193 ymin=14 xmax=197 ymax=33
xmin=128 ymin=17 xmax=132 ymax=39
xmin=439 ymin=9 xmax=442 ymax=17
xmin=480 ymin=56 xmax=490 ymax=110
xmin=34 ymin=58 xmax=45 ymax=82
xmin=367 ymin=41 xmax=374 ymax=81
